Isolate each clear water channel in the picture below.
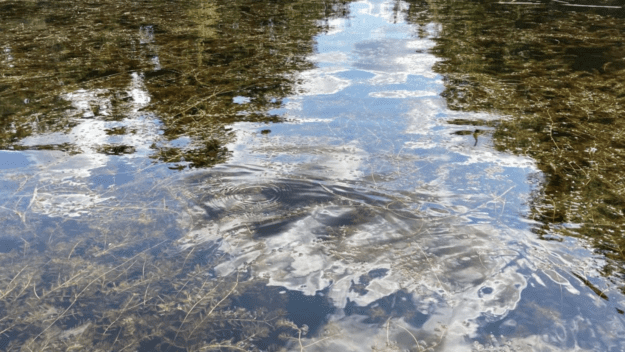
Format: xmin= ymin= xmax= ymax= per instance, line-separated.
xmin=1 ymin=0 xmax=625 ymax=350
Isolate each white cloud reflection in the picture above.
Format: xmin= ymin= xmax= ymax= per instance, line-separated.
xmin=18 ymin=72 xmax=160 ymax=217
xmin=174 ymin=0 xmax=625 ymax=350
xmin=296 ymin=70 xmax=351 ymax=96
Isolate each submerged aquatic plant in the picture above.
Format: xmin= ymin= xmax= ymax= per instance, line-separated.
xmin=0 ymin=208 xmax=289 ymax=351
xmin=0 ymin=0 xmax=351 ymax=168
xmin=0 ymin=0 xmax=354 ymax=349
xmin=406 ymin=0 xmax=625 ymax=288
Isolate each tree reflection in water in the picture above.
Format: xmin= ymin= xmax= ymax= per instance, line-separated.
xmin=407 ymin=0 xmax=625 ymax=289
xmin=0 ymin=0 xmax=349 ymax=167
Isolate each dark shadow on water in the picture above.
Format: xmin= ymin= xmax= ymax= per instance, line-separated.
xmin=344 ymin=290 xmax=429 ymax=328
xmin=0 ymin=237 xmax=21 ymax=253
xmin=232 ymin=284 xmax=335 ymax=350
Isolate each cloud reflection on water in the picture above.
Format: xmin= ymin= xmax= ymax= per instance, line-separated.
xmin=173 ymin=0 xmax=625 ymax=350
xmin=1 ymin=0 xmax=624 ymax=350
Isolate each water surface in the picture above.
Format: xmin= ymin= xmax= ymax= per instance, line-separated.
xmin=1 ymin=0 xmax=625 ymax=351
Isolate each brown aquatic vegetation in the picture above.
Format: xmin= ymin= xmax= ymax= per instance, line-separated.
xmin=403 ymin=0 xmax=625 ymax=288
xmin=0 ymin=0 xmax=354 ymax=349
xmin=0 ymin=0 xmax=350 ymax=167
xmin=0 ymin=168 xmax=457 ymax=351
xmin=6 ymin=0 xmax=625 ymax=348
xmin=0 ymin=203 xmax=306 ymax=351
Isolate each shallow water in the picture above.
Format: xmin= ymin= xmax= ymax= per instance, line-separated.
xmin=1 ymin=0 xmax=625 ymax=351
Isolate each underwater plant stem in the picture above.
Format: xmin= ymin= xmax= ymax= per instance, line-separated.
xmin=34 ymin=240 xmax=167 ymax=342
xmin=200 ymin=344 xmax=249 ymax=351
xmin=302 ymin=332 xmax=341 ymax=349
xmin=175 ymin=279 xmax=220 ymax=340
xmin=67 ymin=240 xmax=83 ymax=260
xmin=187 ymin=272 xmax=240 ymax=339
xmin=547 ymin=111 xmax=560 ymax=151
xmin=385 ymin=318 xmax=390 ymax=346
xmin=395 ymin=323 xmax=423 ymax=352
xmin=0 ymin=265 xmax=29 ymax=300
xmin=415 ymin=235 xmax=443 ymax=289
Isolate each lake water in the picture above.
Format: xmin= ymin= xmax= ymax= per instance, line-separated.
xmin=1 ymin=0 xmax=625 ymax=350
